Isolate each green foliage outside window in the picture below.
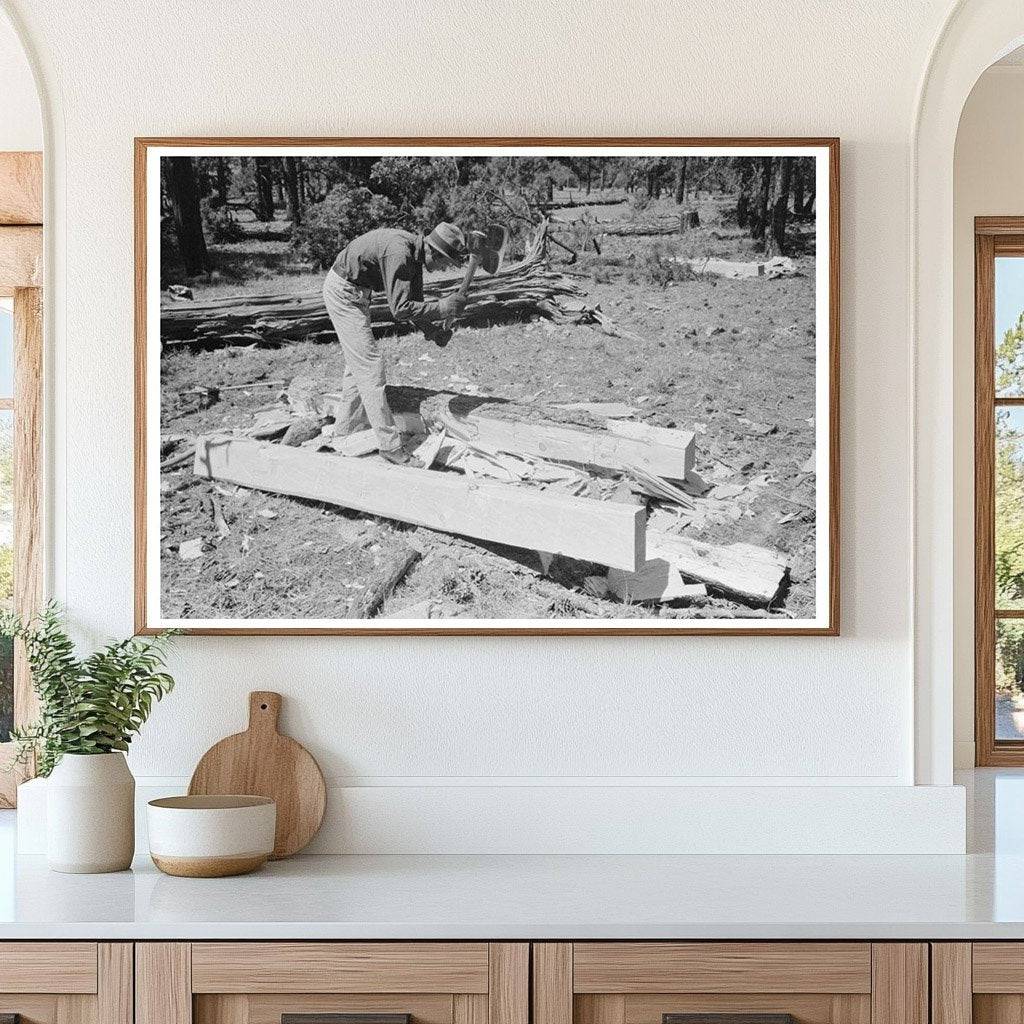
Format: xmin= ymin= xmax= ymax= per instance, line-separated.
xmin=995 ymin=315 xmax=1024 ymax=694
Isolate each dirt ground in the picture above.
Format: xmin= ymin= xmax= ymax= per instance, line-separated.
xmin=159 ymin=194 xmax=819 ymax=622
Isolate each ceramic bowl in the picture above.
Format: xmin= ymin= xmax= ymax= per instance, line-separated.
xmin=147 ymin=795 xmax=276 ymax=877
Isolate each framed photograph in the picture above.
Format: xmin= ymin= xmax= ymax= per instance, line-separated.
xmin=135 ymin=138 xmax=839 ymax=635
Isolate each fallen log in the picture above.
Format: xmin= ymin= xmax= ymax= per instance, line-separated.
xmin=194 ymin=436 xmax=645 ymax=571
xmin=347 ymin=546 xmax=421 ymax=619
xmin=540 ymin=192 xmax=628 ymax=210
xmin=681 ymin=256 xmax=797 ymax=280
xmin=647 ymin=529 xmax=788 ymax=605
xmin=161 ymin=227 xmax=598 ymax=348
xmin=449 ymin=404 xmax=695 ymax=480
xmin=598 ymin=217 xmax=681 ymax=237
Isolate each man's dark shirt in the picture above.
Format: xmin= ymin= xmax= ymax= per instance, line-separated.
xmin=332 ymin=228 xmax=442 ymax=323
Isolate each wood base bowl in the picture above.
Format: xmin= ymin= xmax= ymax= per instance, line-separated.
xmin=147 ymin=795 xmax=276 ymax=878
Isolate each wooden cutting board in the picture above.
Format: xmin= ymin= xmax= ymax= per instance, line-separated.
xmin=188 ymin=691 xmax=326 ymax=859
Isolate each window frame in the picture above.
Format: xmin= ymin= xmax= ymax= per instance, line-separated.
xmin=975 ymin=217 xmax=1024 ymax=765
xmin=0 ymin=151 xmax=43 ymax=806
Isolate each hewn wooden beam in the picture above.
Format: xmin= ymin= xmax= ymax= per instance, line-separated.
xmin=0 ymin=152 xmax=42 ymax=225
xmin=648 ymin=529 xmax=788 ymax=605
xmin=195 ymin=436 xmax=645 ymax=571
xmin=453 ymin=408 xmax=695 ymax=479
xmin=0 ymin=226 xmax=42 ymax=294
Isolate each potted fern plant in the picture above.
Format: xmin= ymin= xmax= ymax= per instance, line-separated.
xmin=2 ymin=604 xmax=177 ymax=873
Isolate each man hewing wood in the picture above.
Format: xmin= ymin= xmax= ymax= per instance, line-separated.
xmin=321 ymin=221 xmax=471 ymax=464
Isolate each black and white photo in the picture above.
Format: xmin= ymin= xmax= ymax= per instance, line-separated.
xmin=137 ymin=141 xmax=838 ymax=634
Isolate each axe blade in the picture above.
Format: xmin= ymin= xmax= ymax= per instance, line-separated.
xmin=476 ymin=224 xmax=508 ymax=275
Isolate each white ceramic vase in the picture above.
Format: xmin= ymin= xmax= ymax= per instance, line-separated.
xmin=46 ymin=752 xmax=135 ymax=873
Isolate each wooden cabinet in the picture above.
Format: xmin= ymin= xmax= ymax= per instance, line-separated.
xmin=136 ymin=943 xmax=528 ymax=1024
xmin=0 ymin=938 xmax=943 ymax=1024
xmin=533 ymin=944 xmax=928 ymax=1024
xmin=931 ymin=943 xmax=1024 ymax=1024
xmin=0 ymin=943 xmax=132 ymax=1024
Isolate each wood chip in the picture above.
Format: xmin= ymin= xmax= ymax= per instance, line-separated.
xmin=334 ymin=429 xmax=379 ymax=457
xmin=413 ymin=430 xmax=447 ymax=470
xmin=625 ymin=466 xmax=695 ymax=508
xmin=556 ymin=401 xmax=637 ymax=419
xmin=607 ymin=559 xmax=708 ymax=603
xmin=383 ymin=599 xmax=434 ymax=620
xmin=179 ymin=538 xmax=204 ymax=561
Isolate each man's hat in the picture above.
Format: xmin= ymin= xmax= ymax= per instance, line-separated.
xmin=425 ymin=222 xmax=469 ymax=263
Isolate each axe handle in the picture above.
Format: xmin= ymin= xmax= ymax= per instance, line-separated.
xmin=443 ymin=253 xmax=480 ymax=331
xmin=457 ymin=253 xmax=480 ymax=300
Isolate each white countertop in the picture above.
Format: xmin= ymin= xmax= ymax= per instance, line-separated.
xmin=1 ymin=848 xmax=1023 ymax=940
xmin=0 ymin=769 xmax=1021 ymax=941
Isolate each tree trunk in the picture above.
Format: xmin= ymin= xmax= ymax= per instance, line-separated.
xmin=674 ymin=157 xmax=688 ymax=205
xmin=253 ymin=157 xmax=275 ymax=222
xmin=752 ymin=157 xmax=772 ymax=244
xmin=214 ymin=157 xmax=230 ymax=207
xmin=792 ymin=161 xmax=805 ymax=216
xmin=766 ymin=158 xmax=793 ymax=257
xmin=283 ymin=156 xmax=303 ymax=226
xmin=165 ymin=157 xmax=209 ymax=276
xmin=800 ymin=170 xmax=816 ymax=215
xmin=735 ymin=158 xmax=755 ymax=229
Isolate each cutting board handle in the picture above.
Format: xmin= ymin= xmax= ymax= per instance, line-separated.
xmin=248 ymin=691 xmax=282 ymax=734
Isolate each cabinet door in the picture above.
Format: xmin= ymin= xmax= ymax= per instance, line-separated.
xmin=137 ymin=943 xmax=528 ymax=1024
xmin=936 ymin=943 xmax=1024 ymax=1024
xmin=0 ymin=942 xmax=132 ymax=1024
xmin=534 ymin=944 xmax=927 ymax=1024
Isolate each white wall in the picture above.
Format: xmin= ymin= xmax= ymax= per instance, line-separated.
xmin=952 ymin=64 xmax=1024 ymax=767
xmin=0 ymin=8 xmax=40 ymax=150
xmin=0 ymin=0 xmax=973 ymax=851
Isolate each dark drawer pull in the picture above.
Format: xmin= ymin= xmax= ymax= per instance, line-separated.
xmin=283 ymin=1016 xmax=411 ymax=1024
xmin=665 ymin=1016 xmax=796 ymax=1024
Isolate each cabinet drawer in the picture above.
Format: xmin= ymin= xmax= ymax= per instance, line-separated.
xmin=191 ymin=943 xmax=490 ymax=993
xmin=535 ymin=944 xmax=925 ymax=1024
xmin=572 ymin=944 xmax=872 ymax=994
xmin=0 ymin=943 xmax=130 ymax=1024
xmin=0 ymin=942 xmax=98 ymax=993
xmin=140 ymin=942 xmax=528 ymax=1024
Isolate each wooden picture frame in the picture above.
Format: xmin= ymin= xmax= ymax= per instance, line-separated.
xmin=135 ymin=137 xmax=840 ymax=636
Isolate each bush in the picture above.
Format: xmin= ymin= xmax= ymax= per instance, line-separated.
xmin=629 ymin=191 xmax=652 ymax=216
xmin=369 ymin=157 xmax=455 ymax=227
xmin=292 ymin=186 xmax=401 ymax=269
xmin=201 ymin=199 xmax=244 ymax=243
xmin=642 ymin=240 xmax=689 ymax=287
